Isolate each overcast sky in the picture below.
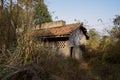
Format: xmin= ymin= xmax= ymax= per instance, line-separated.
xmin=45 ymin=0 xmax=120 ymax=33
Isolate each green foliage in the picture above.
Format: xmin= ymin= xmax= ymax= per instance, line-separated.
xmin=103 ymin=39 xmax=120 ymax=64
xmin=99 ymin=36 xmax=110 ymax=51
xmin=102 ymin=16 xmax=120 ymax=64
xmin=84 ymin=16 xmax=120 ymax=80
xmin=34 ymin=0 xmax=52 ymax=24
xmin=110 ymin=26 xmax=120 ymax=39
xmin=87 ymin=28 xmax=100 ymax=50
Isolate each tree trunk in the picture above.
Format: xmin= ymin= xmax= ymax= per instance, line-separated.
xmin=25 ymin=0 xmax=28 ymax=27
xmin=10 ymin=0 xmax=12 ymax=12
xmin=0 ymin=0 xmax=3 ymax=16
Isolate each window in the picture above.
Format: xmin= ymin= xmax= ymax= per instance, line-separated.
xmin=57 ymin=41 xmax=66 ymax=48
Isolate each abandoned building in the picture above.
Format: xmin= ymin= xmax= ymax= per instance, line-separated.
xmin=33 ymin=20 xmax=89 ymax=59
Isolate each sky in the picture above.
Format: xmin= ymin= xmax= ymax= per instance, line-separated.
xmin=45 ymin=0 xmax=120 ymax=34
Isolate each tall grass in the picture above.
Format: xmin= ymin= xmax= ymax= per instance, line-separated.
xmin=84 ymin=28 xmax=120 ymax=80
xmin=0 ymin=26 xmax=98 ymax=80
xmin=1 ymin=6 xmax=120 ymax=79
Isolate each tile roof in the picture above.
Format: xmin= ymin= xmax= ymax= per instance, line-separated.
xmin=33 ymin=23 xmax=81 ymax=37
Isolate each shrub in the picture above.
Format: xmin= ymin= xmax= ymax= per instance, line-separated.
xmin=103 ymin=42 xmax=120 ymax=64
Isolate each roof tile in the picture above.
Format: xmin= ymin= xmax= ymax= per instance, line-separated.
xmin=33 ymin=23 xmax=81 ymax=37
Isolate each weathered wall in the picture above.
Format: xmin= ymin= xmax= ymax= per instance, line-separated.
xmin=69 ymin=27 xmax=86 ymax=59
xmin=80 ymin=35 xmax=86 ymax=45
xmin=44 ymin=40 xmax=70 ymax=57
xmin=35 ymin=20 xmax=66 ymax=29
xmin=57 ymin=41 xmax=70 ymax=57
xmin=72 ymin=45 xmax=83 ymax=60
xmin=69 ymin=27 xmax=84 ymax=47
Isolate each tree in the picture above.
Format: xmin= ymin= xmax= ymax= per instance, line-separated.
xmin=0 ymin=0 xmax=52 ymax=52
xmin=102 ymin=15 xmax=120 ymax=63
xmin=87 ymin=28 xmax=100 ymax=50
xmin=12 ymin=4 xmax=23 ymax=28
xmin=110 ymin=15 xmax=120 ymax=40
xmin=17 ymin=0 xmax=52 ymax=26
xmin=0 ymin=0 xmax=17 ymax=51
xmin=34 ymin=0 xmax=52 ymax=24
xmin=99 ymin=36 xmax=110 ymax=51
xmin=113 ymin=15 xmax=120 ymax=26
xmin=0 ymin=0 xmax=3 ymax=16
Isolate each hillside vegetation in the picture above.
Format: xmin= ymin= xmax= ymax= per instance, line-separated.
xmin=0 ymin=0 xmax=120 ymax=80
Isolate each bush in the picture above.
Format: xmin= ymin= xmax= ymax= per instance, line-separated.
xmin=90 ymin=58 xmax=120 ymax=80
xmin=103 ymin=42 xmax=120 ymax=64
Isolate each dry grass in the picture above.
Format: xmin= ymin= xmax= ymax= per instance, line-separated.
xmin=0 ymin=29 xmax=96 ymax=80
xmin=1 ymin=10 xmax=120 ymax=80
xmin=0 ymin=28 xmax=120 ymax=80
